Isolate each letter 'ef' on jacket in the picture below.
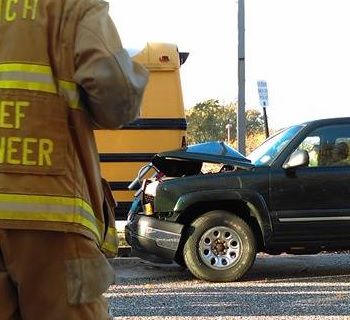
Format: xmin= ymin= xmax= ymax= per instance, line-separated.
xmin=0 ymin=0 xmax=149 ymax=257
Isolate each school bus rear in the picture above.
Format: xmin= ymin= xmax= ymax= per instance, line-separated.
xmin=94 ymin=43 xmax=188 ymax=219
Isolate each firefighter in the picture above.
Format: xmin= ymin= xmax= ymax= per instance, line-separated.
xmin=0 ymin=0 xmax=148 ymax=319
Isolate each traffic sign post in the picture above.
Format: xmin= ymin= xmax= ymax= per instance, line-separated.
xmin=257 ymin=80 xmax=270 ymax=138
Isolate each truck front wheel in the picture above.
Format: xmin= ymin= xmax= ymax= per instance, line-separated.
xmin=183 ymin=210 xmax=256 ymax=282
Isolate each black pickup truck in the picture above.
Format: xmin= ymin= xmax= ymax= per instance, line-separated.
xmin=125 ymin=117 xmax=350 ymax=282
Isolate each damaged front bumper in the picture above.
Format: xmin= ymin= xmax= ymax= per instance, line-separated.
xmin=125 ymin=213 xmax=184 ymax=263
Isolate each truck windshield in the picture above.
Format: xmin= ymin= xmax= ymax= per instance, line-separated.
xmin=247 ymin=125 xmax=304 ymax=166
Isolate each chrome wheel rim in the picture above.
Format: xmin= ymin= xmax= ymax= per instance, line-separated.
xmin=199 ymin=226 xmax=242 ymax=270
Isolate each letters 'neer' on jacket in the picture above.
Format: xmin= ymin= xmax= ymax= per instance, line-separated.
xmin=0 ymin=0 xmax=149 ymax=257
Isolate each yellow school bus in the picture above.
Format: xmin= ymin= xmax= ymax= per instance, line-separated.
xmin=94 ymin=43 xmax=188 ymax=219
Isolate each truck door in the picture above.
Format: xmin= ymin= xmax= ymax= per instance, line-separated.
xmin=270 ymin=123 xmax=350 ymax=243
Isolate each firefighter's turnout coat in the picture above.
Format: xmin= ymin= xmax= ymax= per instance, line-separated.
xmin=0 ymin=0 xmax=148 ymax=256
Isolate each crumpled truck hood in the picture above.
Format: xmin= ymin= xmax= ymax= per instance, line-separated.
xmin=152 ymin=141 xmax=254 ymax=176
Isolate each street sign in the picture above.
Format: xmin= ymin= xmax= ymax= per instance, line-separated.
xmin=257 ymin=80 xmax=269 ymax=107
xmin=257 ymin=80 xmax=270 ymax=138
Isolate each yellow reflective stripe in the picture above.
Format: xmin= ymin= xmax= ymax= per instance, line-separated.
xmin=59 ymin=80 xmax=76 ymax=90
xmin=58 ymin=80 xmax=82 ymax=110
xmin=0 ymin=80 xmax=57 ymax=93
xmin=102 ymin=243 xmax=118 ymax=256
xmin=101 ymin=226 xmax=118 ymax=256
xmin=0 ymin=211 xmax=100 ymax=241
xmin=0 ymin=63 xmax=53 ymax=74
xmin=0 ymin=193 xmax=101 ymax=242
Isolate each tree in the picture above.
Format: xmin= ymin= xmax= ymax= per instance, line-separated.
xmin=246 ymin=109 xmax=265 ymax=136
xmin=186 ymin=100 xmax=265 ymax=147
xmin=185 ymin=100 xmax=228 ymax=144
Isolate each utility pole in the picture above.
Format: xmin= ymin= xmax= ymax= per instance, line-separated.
xmin=237 ymin=0 xmax=246 ymax=154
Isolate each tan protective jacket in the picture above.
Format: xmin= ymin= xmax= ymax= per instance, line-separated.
xmin=0 ymin=0 xmax=148 ymax=256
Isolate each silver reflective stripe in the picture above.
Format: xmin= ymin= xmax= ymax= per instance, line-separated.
xmin=0 ymin=71 xmax=56 ymax=87
xmin=0 ymin=63 xmax=57 ymax=93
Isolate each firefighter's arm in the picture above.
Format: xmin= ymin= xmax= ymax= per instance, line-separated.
xmin=74 ymin=2 xmax=148 ymax=129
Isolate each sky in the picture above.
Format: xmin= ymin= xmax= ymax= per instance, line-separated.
xmin=106 ymin=0 xmax=350 ymax=130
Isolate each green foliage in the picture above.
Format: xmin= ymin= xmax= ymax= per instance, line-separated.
xmin=246 ymin=109 xmax=265 ymax=136
xmin=186 ymin=99 xmax=265 ymax=145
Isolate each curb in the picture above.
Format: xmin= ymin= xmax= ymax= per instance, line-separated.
xmin=108 ymin=256 xmax=142 ymax=267
xmin=117 ymin=246 xmax=132 ymax=257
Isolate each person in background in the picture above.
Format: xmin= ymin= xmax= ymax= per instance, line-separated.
xmin=331 ymin=142 xmax=349 ymax=166
xmin=0 ymin=0 xmax=148 ymax=319
xmin=308 ymin=144 xmax=320 ymax=167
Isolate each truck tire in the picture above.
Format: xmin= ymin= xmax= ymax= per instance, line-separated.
xmin=183 ymin=210 xmax=256 ymax=282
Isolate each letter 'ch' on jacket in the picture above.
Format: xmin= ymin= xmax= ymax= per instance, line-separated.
xmin=0 ymin=0 xmax=149 ymax=257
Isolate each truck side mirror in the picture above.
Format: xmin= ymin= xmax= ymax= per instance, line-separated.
xmin=283 ymin=149 xmax=309 ymax=169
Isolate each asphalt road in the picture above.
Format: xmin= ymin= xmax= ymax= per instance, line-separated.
xmin=106 ymin=253 xmax=350 ymax=320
